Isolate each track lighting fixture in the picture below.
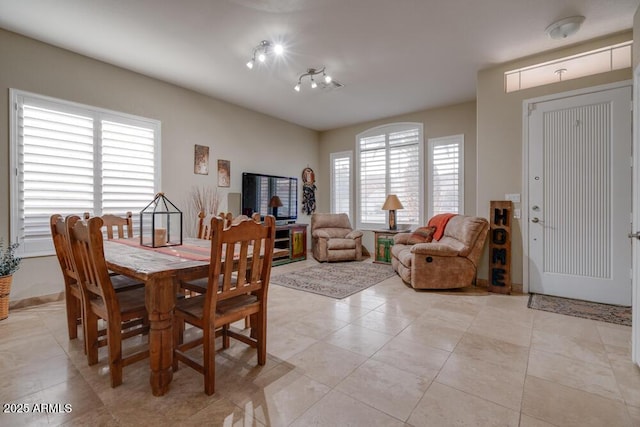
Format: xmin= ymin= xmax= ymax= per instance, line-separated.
xmin=246 ymin=40 xmax=284 ymax=69
xmin=294 ymin=67 xmax=342 ymax=92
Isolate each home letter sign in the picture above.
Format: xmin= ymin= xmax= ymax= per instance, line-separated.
xmin=488 ymin=200 xmax=512 ymax=294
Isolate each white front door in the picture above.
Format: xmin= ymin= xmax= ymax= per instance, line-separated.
xmin=528 ymin=85 xmax=632 ymax=306
xmin=632 ymin=69 xmax=640 ymax=367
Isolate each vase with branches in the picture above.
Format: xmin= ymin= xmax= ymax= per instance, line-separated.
xmin=184 ymin=186 xmax=221 ymax=237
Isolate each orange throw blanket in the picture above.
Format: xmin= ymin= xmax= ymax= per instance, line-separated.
xmin=428 ymin=213 xmax=457 ymax=241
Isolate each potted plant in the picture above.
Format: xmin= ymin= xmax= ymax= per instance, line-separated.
xmin=0 ymin=239 xmax=21 ymax=320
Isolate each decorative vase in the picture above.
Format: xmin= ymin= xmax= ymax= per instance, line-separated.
xmin=0 ymin=274 xmax=12 ymax=320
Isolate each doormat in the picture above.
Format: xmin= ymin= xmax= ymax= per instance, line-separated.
xmin=271 ymin=262 xmax=396 ymax=299
xmin=527 ymin=293 xmax=631 ymax=326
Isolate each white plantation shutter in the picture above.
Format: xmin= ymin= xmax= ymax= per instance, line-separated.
xmin=19 ymin=105 xmax=95 ymax=255
xmin=359 ymin=134 xmax=387 ymax=224
xmin=330 ymin=151 xmax=352 ymax=218
xmin=101 ymin=120 xmax=156 ymax=215
xmin=357 ymin=123 xmax=423 ymax=228
xmin=10 ymin=90 xmax=160 ymax=257
xmin=389 ymin=129 xmax=420 ymax=224
xmin=428 ymin=134 xmax=464 ymax=218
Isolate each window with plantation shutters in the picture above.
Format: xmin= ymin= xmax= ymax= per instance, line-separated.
xmin=330 ymin=151 xmax=352 ymax=219
xmin=101 ymin=121 xmax=156 ymax=214
xmin=10 ymin=90 xmax=160 ymax=257
xmin=428 ymin=134 xmax=464 ymax=219
xmin=356 ymin=123 xmax=423 ymax=229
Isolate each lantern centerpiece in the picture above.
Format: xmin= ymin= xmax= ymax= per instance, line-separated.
xmin=140 ymin=192 xmax=183 ymax=248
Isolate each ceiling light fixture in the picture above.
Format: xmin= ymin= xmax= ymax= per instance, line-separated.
xmin=246 ymin=40 xmax=284 ymax=69
xmin=545 ymin=16 xmax=585 ymax=40
xmin=554 ymin=68 xmax=567 ymax=81
xmin=294 ymin=67 xmax=341 ymax=92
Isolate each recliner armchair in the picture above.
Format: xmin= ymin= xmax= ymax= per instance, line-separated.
xmin=390 ymin=215 xmax=489 ymax=289
xmin=311 ymin=213 xmax=363 ymax=262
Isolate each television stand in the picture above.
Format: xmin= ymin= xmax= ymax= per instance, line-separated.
xmin=272 ymin=223 xmax=307 ymax=266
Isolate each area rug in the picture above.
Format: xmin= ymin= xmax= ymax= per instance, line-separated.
xmin=527 ymin=293 xmax=632 ymax=326
xmin=271 ymin=262 xmax=396 ymax=299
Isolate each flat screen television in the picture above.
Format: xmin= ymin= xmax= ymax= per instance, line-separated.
xmin=242 ymin=172 xmax=298 ymax=222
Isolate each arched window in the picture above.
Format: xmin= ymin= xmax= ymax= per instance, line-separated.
xmin=356 ymin=123 xmax=423 ymax=229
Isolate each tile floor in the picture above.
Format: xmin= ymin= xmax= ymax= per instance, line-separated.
xmin=2 ymin=258 xmax=640 ymax=426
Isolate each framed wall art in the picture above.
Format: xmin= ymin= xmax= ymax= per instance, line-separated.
xmin=194 ymin=145 xmax=209 ymax=175
xmin=218 ymin=159 xmax=230 ymax=187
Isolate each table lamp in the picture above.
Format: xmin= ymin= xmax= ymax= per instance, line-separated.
xmin=382 ymin=194 xmax=404 ymax=230
xmin=269 ymin=195 xmax=283 ymax=218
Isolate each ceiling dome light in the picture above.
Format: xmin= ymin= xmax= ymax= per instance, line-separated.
xmin=545 ymin=16 xmax=585 ymax=39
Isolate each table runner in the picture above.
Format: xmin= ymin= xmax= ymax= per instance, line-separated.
xmin=110 ymin=238 xmax=212 ymax=261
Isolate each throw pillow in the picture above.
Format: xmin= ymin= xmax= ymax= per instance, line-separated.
xmin=408 ymin=226 xmax=436 ymax=245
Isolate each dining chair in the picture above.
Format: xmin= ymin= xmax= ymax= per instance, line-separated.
xmin=197 ymin=211 xmax=233 ymax=240
xmin=51 ymin=214 xmax=145 ymax=347
xmin=50 ymin=214 xmax=85 ymax=342
xmin=101 ymin=211 xmax=134 ymax=240
xmin=182 ymin=212 xmax=259 ymax=294
xmin=66 ymin=215 xmax=150 ymax=387
xmin=173 ymin=214 xmax=276 ymax=395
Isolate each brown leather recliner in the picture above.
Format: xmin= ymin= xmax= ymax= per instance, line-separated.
xmin=311 ymin=213 xmax=363 ymax=262
xmin=390 ymin=215 xmax=489 ymax=289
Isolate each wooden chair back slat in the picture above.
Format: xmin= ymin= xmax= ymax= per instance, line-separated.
xmin=222 ymin=241 xmax=235 ymax=293
xmin=250 ymin=238 xmax=263 ymax=283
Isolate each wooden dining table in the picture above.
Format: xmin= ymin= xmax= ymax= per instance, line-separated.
xmin=103 ymin=237 xmax=284 ymax=396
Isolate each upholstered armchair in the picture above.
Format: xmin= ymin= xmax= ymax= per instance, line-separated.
xmin=390 ymin=215 xmax=489 ymax=289
xmin=311 ymin=213 xmax=363 ymax=262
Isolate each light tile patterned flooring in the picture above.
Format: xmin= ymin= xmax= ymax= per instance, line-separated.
xmin=2 ymin=258 xmax=640 ymax=426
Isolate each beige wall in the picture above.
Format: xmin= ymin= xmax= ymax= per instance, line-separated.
xmin=0 ymin=29 xmax=319 ymax=302
xmin=476 ymin=31 xmax=632 ymax=288
xmin=318 ymin=101 xmax=477 ymax=254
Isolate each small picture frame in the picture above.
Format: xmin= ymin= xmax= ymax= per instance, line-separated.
xmin=194 ymin=145 xmax=209 ymax=175
xmin=218 ymin=159 xmax=230 ymax=187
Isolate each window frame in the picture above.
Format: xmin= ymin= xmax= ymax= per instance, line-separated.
xmin=427 ymin=134 xmax=464 ymax=219
xmin=355 ymin=122 xmax=424 ymax=230
xmin=329 ymin=150 xmax=353 ymax=220
xmin=9 ymin=89 xmax=161 ymax=257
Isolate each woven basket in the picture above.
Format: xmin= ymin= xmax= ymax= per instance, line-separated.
xmin=0 ymin=275 xmax=12 ymax=320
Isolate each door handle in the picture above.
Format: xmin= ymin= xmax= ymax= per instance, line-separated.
xmin=531 ymin=217 xmax=540 ymax=223
xmin=629 ymin=232 xmax=640 ymax=240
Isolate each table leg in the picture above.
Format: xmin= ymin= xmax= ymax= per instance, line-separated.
xmin=145 ymin=276 xmax=175 ymax=396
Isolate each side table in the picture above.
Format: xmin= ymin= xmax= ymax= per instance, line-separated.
xmin=369 ymin=229 xmax=409 ymax=264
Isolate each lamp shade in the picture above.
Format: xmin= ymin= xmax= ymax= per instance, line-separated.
xmin=382 ymin=194 xmax=404 ymax=211
xmin=269 ymin=195 xmax=283 ymax=208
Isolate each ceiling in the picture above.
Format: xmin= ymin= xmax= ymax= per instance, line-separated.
xmin=0 ymin=0 xmax=638 ymax=131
